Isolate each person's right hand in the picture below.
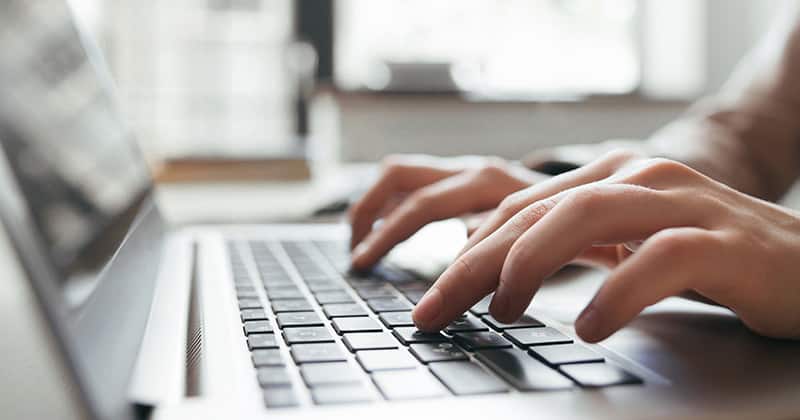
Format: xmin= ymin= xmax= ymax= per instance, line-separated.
xmin=348 ymin=155 xmax=547 ymax=270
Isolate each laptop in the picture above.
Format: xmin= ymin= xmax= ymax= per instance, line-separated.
xmin=1 ymin=2 xmax=800 ymax=419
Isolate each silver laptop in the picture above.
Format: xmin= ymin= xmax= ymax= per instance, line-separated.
xmin=1 ymin=2 xmax=799 ymax=420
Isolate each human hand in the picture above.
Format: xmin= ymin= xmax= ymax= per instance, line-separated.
xmin=348 ymin=154 xmax=547 ymax=270
xmin=412 ymin=150 xmax=800 ymax=342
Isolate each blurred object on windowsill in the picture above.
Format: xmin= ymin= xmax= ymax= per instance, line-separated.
xmin=153 ymin=151 xmax=311 ymax=183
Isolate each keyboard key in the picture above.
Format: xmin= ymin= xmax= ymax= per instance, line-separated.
xmin=244 ymin=321 xmax=274 ymax=335
xmin=560 ymin=363 xmax=642 ymax=387
xmin=367 ymin=297 xmax=413 ymax=312
xmin=393 ymin=327 xmax=447 ymax=345
xmin=402 ymin=290 xmax=426 ymax=304
xmin=529 ymin=343 xmax=604 ymax=365
xmin=266 ymin=287 xmax=305 ymax=300
xmin=356 ymin=286 xmax=397 ymax=299
xmin=444 ymin=313 xmax=488 ymax=333
xmin=307 ymin=281 xmax=343 ymax=293
xmin=343 ymin=332 xmax=399 ymax=351
xmin=469 ymin=294 xmax=493 ymax=315
xmin=314 ymin=290 xmax=354 ymax=304
xmin=332 ymin=317 xmax=383 ymax=334
xmin=311 ymin=384 xmax=374 ymax=405
xmin=248 ymin=334 xmax=279 ymax=350
xmin=271 ymin=299 xmax=313 ymax=313
xmin=409 ymin=342 xmax=468 ymax=363
xmin=475 ymin=348 xmax=573 ymax=391
xmin=283 ymin=327 xmax=334 ymax=344
xmin=356 ymin=349 xmax=417 ymax=372
xmin=264 ymin=280 xmax=297 ymax=290
xmin=291 ymin=343 xmax=347 ymax=364
xmin=257 ymin=367 xmax=292 ymax=387
xmin=429 ymin=361 xmax=509 ymax=395
xmin=237 ymin=289 xmax=259 ymax=299
xmin=452 ymin=331 xmax=512 ymax=351
xmin=323 ymin=303 xmax=368 ymax=318
xmin=503 ymin=327 xmax=572 ymax=347
xmin=263 ymin=387 xmax=299 ymax=408
xmin=238 ymin=299 xmax=262 ymax=309
xmin=240 ymin=309 xmax=268 ymax=322
xmin=379 ymin=311 xmax=414 ymax=328
xmin=482 ymin=314 xmax=544 ymax=330
xmin=372 ymin=370 xmax=448 ymax=400
xmin=300 ymin=362 xmax=362 ymax=386
xmin=276 ymin=312 xmax=323 ymax=328
xmin=252 ymin=349 xmax=284 ymax=367
xmin=393 ymin=280 xmax=429 ymax=292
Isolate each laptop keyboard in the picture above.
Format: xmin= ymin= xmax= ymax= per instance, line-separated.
xmin=227 ymin=240 xmax=642 ymax=409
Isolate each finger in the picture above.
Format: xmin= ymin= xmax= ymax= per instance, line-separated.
xmin=492 ymin=184 xmax=708 ymax=323
xmin=574 ymin=227 xmax=718 ymax=342
xmin=349 ymin=162 xmax=457 ymax=249
xmin=572 ymin=245 xmax=627 ymax=269
xmin=351 ymin=170 xmax=517 ymax=270
xmin=460 ymin=149 xmax=639 ymax=257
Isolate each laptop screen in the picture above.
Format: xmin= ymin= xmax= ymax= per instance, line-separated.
xmin=0 ymin=1 xmax=152 ymax=288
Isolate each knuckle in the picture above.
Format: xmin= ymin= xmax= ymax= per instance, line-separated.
xmin=561 ymin=185 xmax=608 ymax=216
xmin=633 ymin=158 xmax=696 ymax=182
xmin=648 ymin=230 xmax=705 ymax=261
xmin=498 ymin=190 xmax=529 ymax=214
xmin=599 ymin=148 xmax=644 ymax=168
xmin=476 ymin=159 xmax=509 ymax=178
xmin=380 ymin=154 xmax=408 ymax=173
xmin=406 ymin=189 xmax=435 ymax=211
xmin=506 ymin=197 xmax=557 ymax=232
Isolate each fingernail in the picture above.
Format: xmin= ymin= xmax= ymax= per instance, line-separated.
xmin=489 ymin=290 xmax=511 ymax=321
xmin=412 ymin=287 xmax=443 ymax=329
xmin=351 ymin=242 xmax=369 ymax=262
xmin=575 ymin=304 xmax=601 ymax=342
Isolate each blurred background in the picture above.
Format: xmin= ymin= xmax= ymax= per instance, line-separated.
xmin=67 ymin=0 xmax=794 ymax=167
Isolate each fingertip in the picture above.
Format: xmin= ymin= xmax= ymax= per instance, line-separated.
xmin=488 ymin=293 xmax=517 ymax=324
xmin=574 ymin=304 xmax=609 ymax=343
xmin=412 ymin=287 xmax=444 ymax=332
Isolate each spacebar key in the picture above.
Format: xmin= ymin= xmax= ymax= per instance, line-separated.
xmin=476 ymin=348 xmax=573 ymax=391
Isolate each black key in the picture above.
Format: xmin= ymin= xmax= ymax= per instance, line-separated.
xmin=311 ymin=384 xmax=374 ymax=405
xmin=343 ymin=332 xmax=398 ymax=352
xmin=307 ymin=281 xmax=343 ymax=293
xmin=560 ymin=363 xmax=642 ymax=387
xmin=402 ymin=290 xmax=426 ymax=304
xmin=283 ymin=327 xmax=334 ymax=344
xmin=252 ymin=349 xmax=284 ymax=367
xmin=452 ymin=331 xmax=512 ymax=351
xmin=469 ymin=294 xmax=493 ymax=315
xmin=429 ymin=361 xmax=509 ymax=395
xmin=314 ymin=290 xmax=354 ymax=304
xmin=356 ymin=349 xmax=417 ymax=372
xmin=367 ymin=297 xmax=413 ymax=312
xmin=240 ymin=309 xmax=268 ymax=322
xmin=409 ymin=342 xmax=468 ymax=363
xmin=482 ymin=314 xmax=544 ymax=331
xmin=444 ymin=313 xmax=488 ymax=333
xmin=237 ymin=289 xmax=259 ymax=299
xmin=300 ymin=362 xmax=362 ymax=386
xmin=475 ymin=348 xmax=573 ymax=391
xmin=379 ymin=311 xmax=414 ymax=328
xmin=291 ymin=343 xmax=347 ymax=364
xmin=503 ymin=327 xmax=572 ymax=347
xmin=332 ymin=317 xmax=382 ymax=334
xmin=248 ymin=333 xmax=279 ymax=350
xmin=257 ymin=366 xmax=292 ymax=387
xmin=276 ymin=312 xmax=323 ymax=328
xmin=530 ymin=343 xmax=604 ymax=365
xmin=357 ymin=286 xmax=397 ymax=299
xmin=266 ymin=287 xmax=305 ymax=300
xmin=323 ymin=303 xmax=368 ymax=318
xmin=271 ymin=299 xmax=313 ymax=313
xmin=244 ymin=320 xmax=273 ymax=335
xmin=263 ymin=387 xmax=299 ymax=408
xmin=393 ymin=280 xmax=429 ymax=292
xmin=372 ymin=370 xmax=448 ymax=400
xmin=238 ymin=299 xmax=262 ymax=309
xmin=393 ymin=327 xmax=447 ymax=345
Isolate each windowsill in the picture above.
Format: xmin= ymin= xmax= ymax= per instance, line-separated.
xmin=324 ymin=86 xmax=694 ymax=108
